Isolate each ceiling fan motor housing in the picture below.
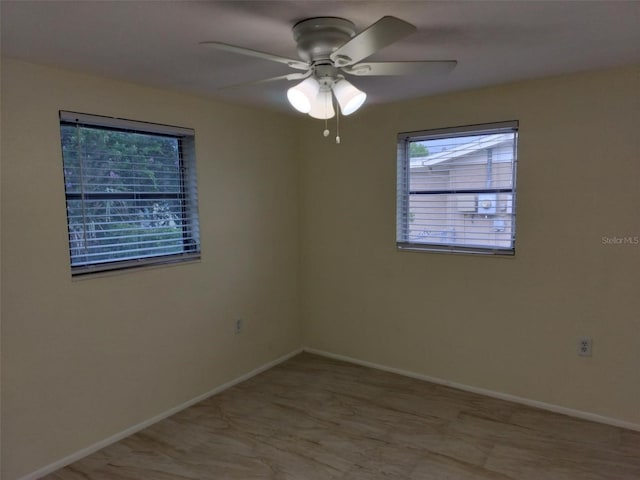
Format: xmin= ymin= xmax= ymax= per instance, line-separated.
xmin=292 ymin=17 xmax=356 ymax=63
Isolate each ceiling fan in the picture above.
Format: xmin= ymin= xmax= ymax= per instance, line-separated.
xmin=201 ymin=16 xmax=457 ymax=140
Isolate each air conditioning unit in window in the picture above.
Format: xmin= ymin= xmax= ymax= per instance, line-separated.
xmin=457 ymin=195 xmax=476 ymax=213
xmin=477 ymin=193 xmax=497 ymax=215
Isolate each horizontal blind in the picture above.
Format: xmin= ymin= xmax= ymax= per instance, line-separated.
xmin=60 ymin=112 xmax=201 ymax=275
xmin=397 ymin=121 xmax=518 ymax=255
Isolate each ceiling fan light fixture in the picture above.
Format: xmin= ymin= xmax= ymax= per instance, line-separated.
xmin=287 ymin=77 xmax=320 ymax=113
xmin=332 ymin=79 xmax=367 ymax=115
xmin=308 ymin=88 xmax=335 ymax=119
xmin=204 ymin=16 xmax=458 ymax=125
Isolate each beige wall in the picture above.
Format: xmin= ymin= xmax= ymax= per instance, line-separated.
xmin=2 ymin=58 xmax=639 ymax=480
xmin=1 ymin=59 xmax=301 ymax=479
xmin=300 ymin=66 xmax=640 ymax=425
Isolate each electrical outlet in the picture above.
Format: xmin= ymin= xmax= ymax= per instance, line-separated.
xmin=578 ymin=336 xmax=592 ymax=357
xmin=234 ymin=318 xmax=243 ymax=335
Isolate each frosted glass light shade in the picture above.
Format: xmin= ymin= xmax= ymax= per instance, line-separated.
xmin=287 ymin=77 xmax=320 ymax=113
xmin=308 ymin=89 xmax=335 ymax=119
xmin=333 ymin=79 xmax=367 ymax=115
xmin=332 ymin=79 xmax=366 ymax=115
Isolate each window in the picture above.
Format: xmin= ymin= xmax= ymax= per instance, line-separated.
xmin=59 ymin=111 xmax=200 ymax=275
xmin=397 ymin=121 xmax=518 ymax=255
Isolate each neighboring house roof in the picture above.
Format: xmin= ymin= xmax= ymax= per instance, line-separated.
xmin=410 ymin=133 xmax=513 ymax=167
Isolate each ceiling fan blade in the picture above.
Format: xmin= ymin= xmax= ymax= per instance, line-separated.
xmin=343 ymin=60 xmax=457 ymax=76
xmin=200 ymin=41 xmax=309 ymax=70
xmin=219 ymin=71 xmax=310 ymax=90
xmin=330 ymin=16 xmax=416 ymax=67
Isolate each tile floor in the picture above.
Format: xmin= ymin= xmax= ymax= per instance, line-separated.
xmin=44 ymin=353 xmax=640 ymax=479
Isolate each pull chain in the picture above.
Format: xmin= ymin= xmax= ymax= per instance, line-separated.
xmin=335 ymin=99 xmax=341 ymax=144
xmin=323 ymin=90 xmax=330 ymax=137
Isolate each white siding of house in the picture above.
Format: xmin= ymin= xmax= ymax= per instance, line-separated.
xmin=408 ymin=142 xmax=515 ymax=248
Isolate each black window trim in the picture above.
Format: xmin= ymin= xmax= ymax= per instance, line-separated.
xmin=397 ymin=120 xmax=519 ymax=256
xmin=59 ymin=111 xmax=201 ymax=276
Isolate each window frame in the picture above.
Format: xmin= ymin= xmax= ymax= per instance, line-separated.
xmin=396 ymin=120 xmax=519 ymax=256
xmin=59 ymin=111 xmax=201 ymax=276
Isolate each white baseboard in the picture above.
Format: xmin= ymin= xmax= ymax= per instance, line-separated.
xmin=18 ymin=348 xmax=303 ymax=480
xmin=304 ymin=347 xmax=640 ymax=433
xmin=19 ymin=345 xmax=640 ymax=480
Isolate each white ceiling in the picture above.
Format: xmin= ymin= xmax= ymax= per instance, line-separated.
xmin=2 ymin=1 xmax=639 ymax=114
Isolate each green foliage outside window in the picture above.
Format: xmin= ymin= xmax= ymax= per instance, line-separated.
xmin=61 ymin=125 xmax=188 ymax=266
xmin=409 ymin=142 xmax=429 ymax=158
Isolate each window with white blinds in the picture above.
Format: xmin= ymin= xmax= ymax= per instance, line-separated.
xmin=59 ymin=111 xmax=201 ymax=275
xmin=397 ymin=121 xmax=518 ymax=255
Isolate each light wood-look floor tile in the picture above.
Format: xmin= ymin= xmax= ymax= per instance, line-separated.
xmin=44 ymin=353 xmax=640 ymax=479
